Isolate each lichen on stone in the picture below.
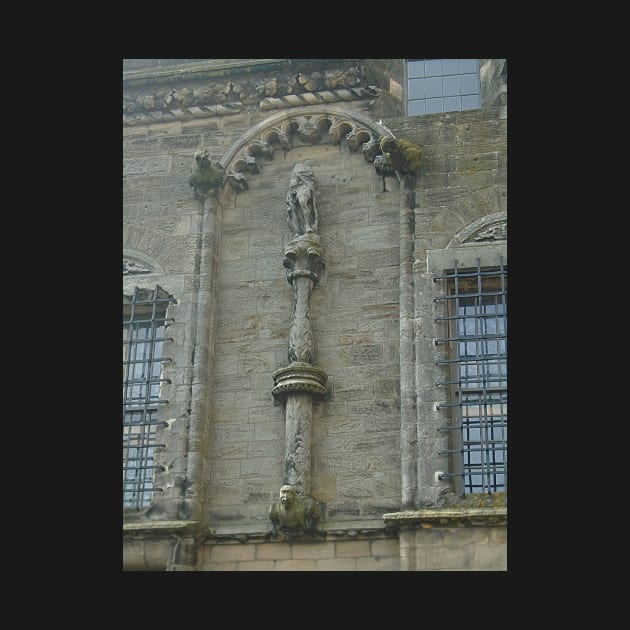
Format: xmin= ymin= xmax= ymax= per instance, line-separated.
xmin=188 ymin=149 xmax=225 ymax=199
xmin=378 ymin=137 xmax=422 ymax=176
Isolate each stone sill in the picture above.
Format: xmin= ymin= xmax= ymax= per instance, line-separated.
xmin=123 ymin=519 xmax=395 ymax=543
xmin=383 ymin=507 xmax=507 ymax=529
xmin=123 ymin=520 xmax=199 ymax=537
xmin=122 ymin=510 xmax=507 ymax=542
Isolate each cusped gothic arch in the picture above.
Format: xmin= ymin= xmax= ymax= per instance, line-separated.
xmin=216 ymin=106 xmax=391 ymax=196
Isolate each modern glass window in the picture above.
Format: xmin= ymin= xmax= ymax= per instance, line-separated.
xmin=407 ymin=59 xmax=480 ymax=116
xmin=123 ymin=285 xmax=174 ymax=509
xmin=435 ymin=258 xmax=507 ymax=494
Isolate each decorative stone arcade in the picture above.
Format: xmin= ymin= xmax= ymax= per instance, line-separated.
xmin=270 ymin=163 xmax=327 ymax=538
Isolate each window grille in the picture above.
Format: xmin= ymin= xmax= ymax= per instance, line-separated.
xmin=434 ymin=258 xmax=507 ymax=494
xmin=123 ymin=285 xmax=175 ymax=509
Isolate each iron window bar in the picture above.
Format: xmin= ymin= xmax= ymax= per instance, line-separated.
xmin=123 ymin=285 xmax=175 ymax=510
xmin=433 ymin=257 xmax=507 ymax=495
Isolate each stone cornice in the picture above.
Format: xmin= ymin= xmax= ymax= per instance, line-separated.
xmin=123 ymin=59 xmax=293 ymax=86
xmin=123 ymin=59 xmax=378 ymax=127
xmin=383 ymin=507 xmax=507 ymax=529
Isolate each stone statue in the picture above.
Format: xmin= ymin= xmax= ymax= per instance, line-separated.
xmin=286 ymin=164 xmax=318 ymax=237
xmin=269 ymin=484 xmax=321 ymax=537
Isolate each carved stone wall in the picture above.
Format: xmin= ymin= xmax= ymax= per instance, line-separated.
xmin=123 ymin=59 xmax=507 ymax=570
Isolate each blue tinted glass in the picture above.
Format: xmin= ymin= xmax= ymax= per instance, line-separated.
xmin=425 ymin=59 xmax=443 ymax=76
xmin=426 ymin=77 xmax=442 ymax=97
xmin=408 ymin=78 xmax=425 ymax=99
xmin=406 ymin=59 xmax=481 ymax=117
xmin=426 ymin=98 xmax=443 ymax=114
xmin=408 ymin=100 xmax=426 ymax=116
xmin=443 ymin=97 xmax=461 ymax=112
xmin=407 ymin=60 xmax=425 ymax=78
xmin=460 ymin=74 xmax=479 ymax=95
xmin=442 ymin=59 xmax=460 ymax=75
xmin=443 ymin=76 xmax=460 ymax=96
xmin=459 ymin=59 xmax=478 ymax=74
xmin=462 ymin=94 xmax=481 ymax=110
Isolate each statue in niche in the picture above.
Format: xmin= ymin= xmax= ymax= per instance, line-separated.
xmin=286 ymin=163 xmax=318 ymax=237
xmin=269 ymin=484 xmax=322 ymax=537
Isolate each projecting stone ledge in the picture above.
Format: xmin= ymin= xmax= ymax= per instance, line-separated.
xmin=271 ymin=362 xmax=328 ymax=400
xmin=123 ymin=520 xmax=200 ymax=536
xmin=383 ymin=508 xmax=507 ymax=529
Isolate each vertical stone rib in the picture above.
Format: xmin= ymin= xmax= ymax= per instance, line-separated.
xmin=400 ymin=174 xmax=418 ymax=509
xmin=284 ymin=394 xmax=313 ymax=492
xmin=288 ymin=277 xmax=314 ymax=364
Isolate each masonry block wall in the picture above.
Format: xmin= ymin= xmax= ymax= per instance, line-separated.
xmin=123 ymin=59 xmax=507 ymax=570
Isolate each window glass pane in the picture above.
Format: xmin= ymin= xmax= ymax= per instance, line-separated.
xmin=443 ymin=76 xmax=460 ymax=96
xmin=426 ymin=98 xmax=443 ymax=114
xmin=442 ymin=59 xmax=460 ymax=75
xmin=408 ymin=78 xmax=426 ymax=99
xmin=459 ymin=59 xmax=478 ymax=74
xmin=426 ymin=76 xmax=443 ymax=98
xmin=462 ymin=94 xmax=481 ymax=110
xmin=425 ymin=59 xmax=443 ymax=76
xmin=407 ymin=60 xmax=425 ymax=78
xmin=408 ymin=100 xmax=426 ymax=116
xmin=460 ymin=74 xmax=479 ymax=95
xmin=443 ymin=96 xmax=461 ymax=112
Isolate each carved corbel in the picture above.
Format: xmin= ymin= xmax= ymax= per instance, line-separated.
xmin=362 ymin=137 xmax=381 ymax=163
xmin=296 ymin=116 xmax=321 ymax=144
xmin=233 ymin=154 xmax=260 ymax=174
xmin=328 ymin=118 xmax=354 ymax=146
xmin=269 ymin=484 xmax=323 ymax=540
xmin=246 ymin=140 xmax=274 ymax=160
xmin=225 ymin=171 xmax=249 ymax=191
xmin=345 ymin=126 xmax=372 ymax=151
xmin=263 ymin=126 xmax=292 ymax=150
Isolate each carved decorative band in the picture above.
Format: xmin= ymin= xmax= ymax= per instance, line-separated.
xmin=272 ymin=363 xmax=328 ymax=399
xmin=124 ymin=87 xmax=379 ymax=126
xmin=259 ymin=87 xmax=378 ymax=111
xmin=287 ymin=270 xmax=318 ymax=283
xmin=124 ymin=103 xmax=245 ymax=127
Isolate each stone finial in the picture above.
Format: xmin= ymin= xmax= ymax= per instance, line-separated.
xmin=269 ymin=484 xmax=322 ymax=538
xmin=188 ymin=149 xmax=225 ymax=200
xmin=286 ymin=163 xmax=318 ymax=236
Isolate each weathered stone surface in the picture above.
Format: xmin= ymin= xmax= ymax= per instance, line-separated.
xmin=124 ymin=59 xmax=507 ymax=570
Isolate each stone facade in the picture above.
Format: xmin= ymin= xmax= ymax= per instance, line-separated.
xmin=123 ymin=59 xmax=507 ymax=570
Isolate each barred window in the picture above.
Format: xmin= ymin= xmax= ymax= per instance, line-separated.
xmin=435 ymin=258 xmax=507 ymax=494
xmin=123 ymin=285 xmax=175 ymax=509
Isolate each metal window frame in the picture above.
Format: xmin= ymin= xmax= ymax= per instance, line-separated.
xmin=433 ymin=257 xmax=507 ymax=495
xmin=123 ymin=285 xmax=175 ymax=510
